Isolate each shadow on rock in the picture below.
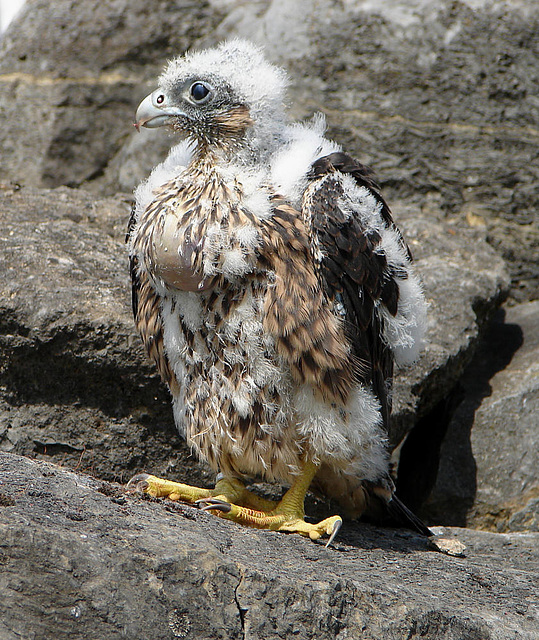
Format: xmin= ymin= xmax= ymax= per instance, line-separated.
xmin=419 ymin=309 xmax=524 ymax=526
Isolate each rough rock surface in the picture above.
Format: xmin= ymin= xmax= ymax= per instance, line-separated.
xmin=1 ymin=452 xmax=538 ymax=640
xmin=423 ymin=300 xmax=539 ymax=531
xmin=0 ymin=0 xmax=222 ymax=188
xmin=0 ymin=185 xmax=508 ymax=500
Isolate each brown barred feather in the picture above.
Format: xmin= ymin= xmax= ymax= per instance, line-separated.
xmin=260 ymin=205 xmax=352 ymax=405
xmin=128 ymin=252 xmax=180 ymax=396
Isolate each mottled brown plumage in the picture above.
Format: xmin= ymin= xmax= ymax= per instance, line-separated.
xmin=127 ymin=40 xmax=430 ymax=539
xmin=260 ymin=201 xmax=352 ymax=405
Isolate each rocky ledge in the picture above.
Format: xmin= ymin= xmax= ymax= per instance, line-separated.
xmin=1 ymin=452 xmax=538 ymax=640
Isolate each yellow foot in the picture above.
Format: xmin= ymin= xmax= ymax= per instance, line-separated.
xmin=197 ymin=497 xmax=342 ymax=547
xmin=126 ymin=461 xmax=343 ymax=547
xmin=126 ymin=473 xmax=279 ymax=511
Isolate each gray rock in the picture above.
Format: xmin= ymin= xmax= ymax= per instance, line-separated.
xmin=0 ymin=0 xmax=220 ymax=78
xmin=391 ymin=203 xmax=509 ymax=445
xmin=0 ymin=185 xmax=508 ymax=511
xmin=423 ymin=300 xmax=539 ymax=531
xmin=0 ymin=452 xmax=537 ymax=640
xmin=0 ymin=0 xmax=221 ymax=188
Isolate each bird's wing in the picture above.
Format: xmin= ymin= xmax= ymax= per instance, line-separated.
xmin=127 ymin=207 xmax=179 ymax=395
xmin=302 ymin=151 xmax=409 ymax=431
xmin=260 ymin=200 xmax=354 ymax=406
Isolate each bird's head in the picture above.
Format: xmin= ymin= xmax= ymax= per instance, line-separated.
xmin=134 ymin=40 xmax=289 ymax=157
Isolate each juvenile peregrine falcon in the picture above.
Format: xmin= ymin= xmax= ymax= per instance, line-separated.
xmin=127 ymin=40 xmax=429 ymax=544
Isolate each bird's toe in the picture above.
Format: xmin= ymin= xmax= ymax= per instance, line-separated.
xmin=126 ymin=473 xmax=152 ymax=492
xmin=196 ymin=498 xmax=232 ymax=513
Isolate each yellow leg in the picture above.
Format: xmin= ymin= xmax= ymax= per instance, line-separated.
xmin=126 ymin=461 xmax=342 ymax=546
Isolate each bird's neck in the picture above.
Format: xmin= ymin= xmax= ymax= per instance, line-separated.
xmin=189 ymin=123 xmax=281 ymax=172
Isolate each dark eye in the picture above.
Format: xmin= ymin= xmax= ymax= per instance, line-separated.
xmin=190 ymin=82 xmax=210 ymax=102
xmin=156 ymin=94 xmax=165 ymax=104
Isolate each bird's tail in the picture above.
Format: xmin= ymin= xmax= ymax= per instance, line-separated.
xmin=366 ymin=478 xmax=433 ymax=536
xmin=385 ymin=492 xmax=433 ymax=537
xmin=312 ymin=466 xmax=433 ymax=536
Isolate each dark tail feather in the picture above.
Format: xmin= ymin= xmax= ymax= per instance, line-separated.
xmin=387 ymin=493 xmax=433 ymax=537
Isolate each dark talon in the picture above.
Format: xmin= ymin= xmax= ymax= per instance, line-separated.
xmin=325 ymin=519 xmax=342 ymax=548
xmin=126 ymin=473 xmax=151 ymax=492
xmin=196 ymin=498 xmax=232 ymax=513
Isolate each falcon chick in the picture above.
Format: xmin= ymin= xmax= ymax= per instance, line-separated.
xmin=127 ymin=40 xmax=429 ymax=544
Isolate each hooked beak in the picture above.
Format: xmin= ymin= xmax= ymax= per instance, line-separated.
xmin=134 ymin=91 xmax=185 ymax=131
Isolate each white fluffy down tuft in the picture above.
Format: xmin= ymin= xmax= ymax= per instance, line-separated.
xmin=293 ymin=384 xmax=388 ymax=481
xmin=376 ymin=226 xmax=428 ymax=365
xmin=133 ymin=139 xmax=194 ymax=216
xmin=381 ymin=268 xmax=427 ymax=365
xmin=271 ymin=114 xmax=340 ymax=206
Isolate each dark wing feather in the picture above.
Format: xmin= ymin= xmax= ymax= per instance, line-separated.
xmin=127 ymin=207 xmax=179 ymax=395
xmin=304 ymin=153 xmax=402 ymax=430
